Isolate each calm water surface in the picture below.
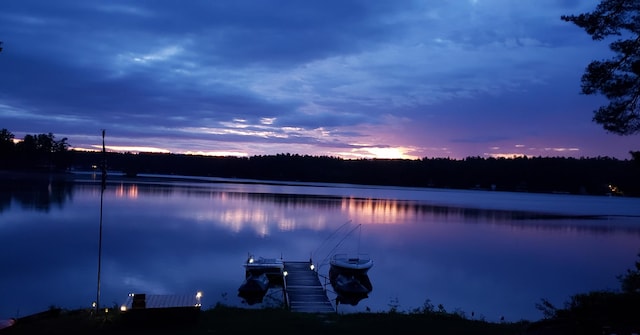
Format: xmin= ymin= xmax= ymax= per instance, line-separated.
xmin=1 ymin=173 xmax=639 ymax=322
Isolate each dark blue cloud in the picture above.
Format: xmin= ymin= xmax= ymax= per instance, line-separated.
xmin=0 ymin=0 xmax=637 ymax=159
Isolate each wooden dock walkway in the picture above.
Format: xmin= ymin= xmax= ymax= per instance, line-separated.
xmin=283 ymin=261 xmax=335 ymax=313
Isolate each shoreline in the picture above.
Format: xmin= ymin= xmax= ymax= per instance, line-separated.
xmin=2 ymin=305 xmax=536 ymax=335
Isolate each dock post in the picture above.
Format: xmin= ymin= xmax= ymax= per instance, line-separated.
xmin=282 ymin=271 xmax=289 ymax=310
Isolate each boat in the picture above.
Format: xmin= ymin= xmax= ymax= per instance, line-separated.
xmin=0 ymin=318 xmax=16 ymax=331
xmin=237 ymin=272 xmax=270 ymax=305
xmin=329 ymin=253 xmax=373 ymax=276
xmin=243 ymin=254 xmax=285 ymax=285
xmin=238 ymin=254 xmax=285 ymax=304
xmin=328 ymin=253 xmax=373 ymax=306
xmin=320 ymin=223 xmax=374 ymax=306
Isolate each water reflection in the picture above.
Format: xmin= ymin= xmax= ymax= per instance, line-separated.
xmin=1 ymin=175 xmax=640 ymax=322
xmin=331 ymin=273 xmax=372 ymax=307
xmin=3 ymin=174 xmax=640 ymax=238
xmin=0 ymin=174 xmax=74 ymax=213
xmin=68 ymin=178 xmax=640 ymax=236
xmin=114 ymin=183 xmax=139 ymax=199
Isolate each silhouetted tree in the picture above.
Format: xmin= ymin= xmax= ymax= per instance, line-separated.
xmin=0 ymin=128 xmax=15 ymax=167
xmin=14 ymin=132 xmax=68 ymax=154
xmin=0 ymin=128 xmax=14 ymax=152
xmin=16 ymin=134 xmax=37 ymax=153
xmin=561 ymin=0 xmax=640 ymax=135
xmin=535 ymin=254 xmax=640 ymax=332
xmin=618 ymin=252 xmax=640 ymax=293
xmin=13 ymin=132 xmax=71 ymax=170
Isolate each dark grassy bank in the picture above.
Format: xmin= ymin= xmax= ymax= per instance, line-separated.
xmin=3 ymin=289 xmax=640 ymax=335
xmin=6 ymin=302 xmax=640 ymax=335
xmin=3 ymin=305 xmax=531 ymax=335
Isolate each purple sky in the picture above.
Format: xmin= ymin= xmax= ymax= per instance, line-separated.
xmin=0 ymin=0 xmax=637 ymax=159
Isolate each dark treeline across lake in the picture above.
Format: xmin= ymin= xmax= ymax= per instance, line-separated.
xmin=65 ymin=151 xmax=640 ymax=196
xmin=1 ymin=128 xmax=639 ymax=196
xmin=2 ymin=141 xmax=639 ymax=197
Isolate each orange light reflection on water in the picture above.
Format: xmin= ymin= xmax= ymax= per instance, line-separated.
xmin=201 ymin=195 xmax=412 ymax=236
xmin=341 ymin=197 xmax=411 ymax=225
xmin=131 ymin=190 xmax=421 ymax=237
xmin=114 ymin=183 xmax=139 ymax=199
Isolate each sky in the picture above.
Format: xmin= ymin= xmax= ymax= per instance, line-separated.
xmin=0 ymin=0 xmax=638 ymax=160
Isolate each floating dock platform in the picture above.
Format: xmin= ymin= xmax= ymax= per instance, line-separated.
xmin=119 ymin=292 xmax=203 ymax=324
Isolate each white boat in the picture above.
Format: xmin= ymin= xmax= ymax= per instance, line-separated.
xmin=328 ymin=254 xmax=373 ymax=306
xmin=243 ymin=254 xmax=285 ymax=286
xmin=320 ymin=223 xmax=374 ymax=305
xmin=244 ymin=254 xmax=284 ymax=274
xmin=329 ymin=253 xmax=373 ymax=275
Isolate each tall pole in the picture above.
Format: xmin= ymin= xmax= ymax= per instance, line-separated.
xmin=95 ymin=129 xmax=106 ymax=315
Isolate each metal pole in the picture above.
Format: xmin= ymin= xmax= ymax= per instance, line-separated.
xmin=95 ymin=129 xmax=106 ymax=315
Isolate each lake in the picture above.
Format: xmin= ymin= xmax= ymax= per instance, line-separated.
xmin=1 ymin=172 xmax=639 ymax=323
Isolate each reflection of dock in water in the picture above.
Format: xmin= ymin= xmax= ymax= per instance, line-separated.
xmin=283 ymin=261 xmax=335 ymax=313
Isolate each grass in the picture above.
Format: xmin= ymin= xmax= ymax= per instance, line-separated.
xmin=5 ymin=294 xmax=640 ymax=335
xmin=2 ymin=305 xmax=532 ymax=335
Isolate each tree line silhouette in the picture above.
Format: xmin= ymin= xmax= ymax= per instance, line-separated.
xmin=2 ymin=128 xmax=639 ymax=196
xmin=72 ymin=151 xmax=640 ymax=196
xmin=0 ymin=128 xmax=71 ymax=170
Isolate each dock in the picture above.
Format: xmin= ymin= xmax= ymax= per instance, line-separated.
xmin=283 ymin=261 xmax=335 ymax=313
xmin=118 ymin=292 xmax=203 ymax=324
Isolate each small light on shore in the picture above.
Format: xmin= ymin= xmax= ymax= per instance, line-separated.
xmin=120 ymin=305 xmax=127 ymax=312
